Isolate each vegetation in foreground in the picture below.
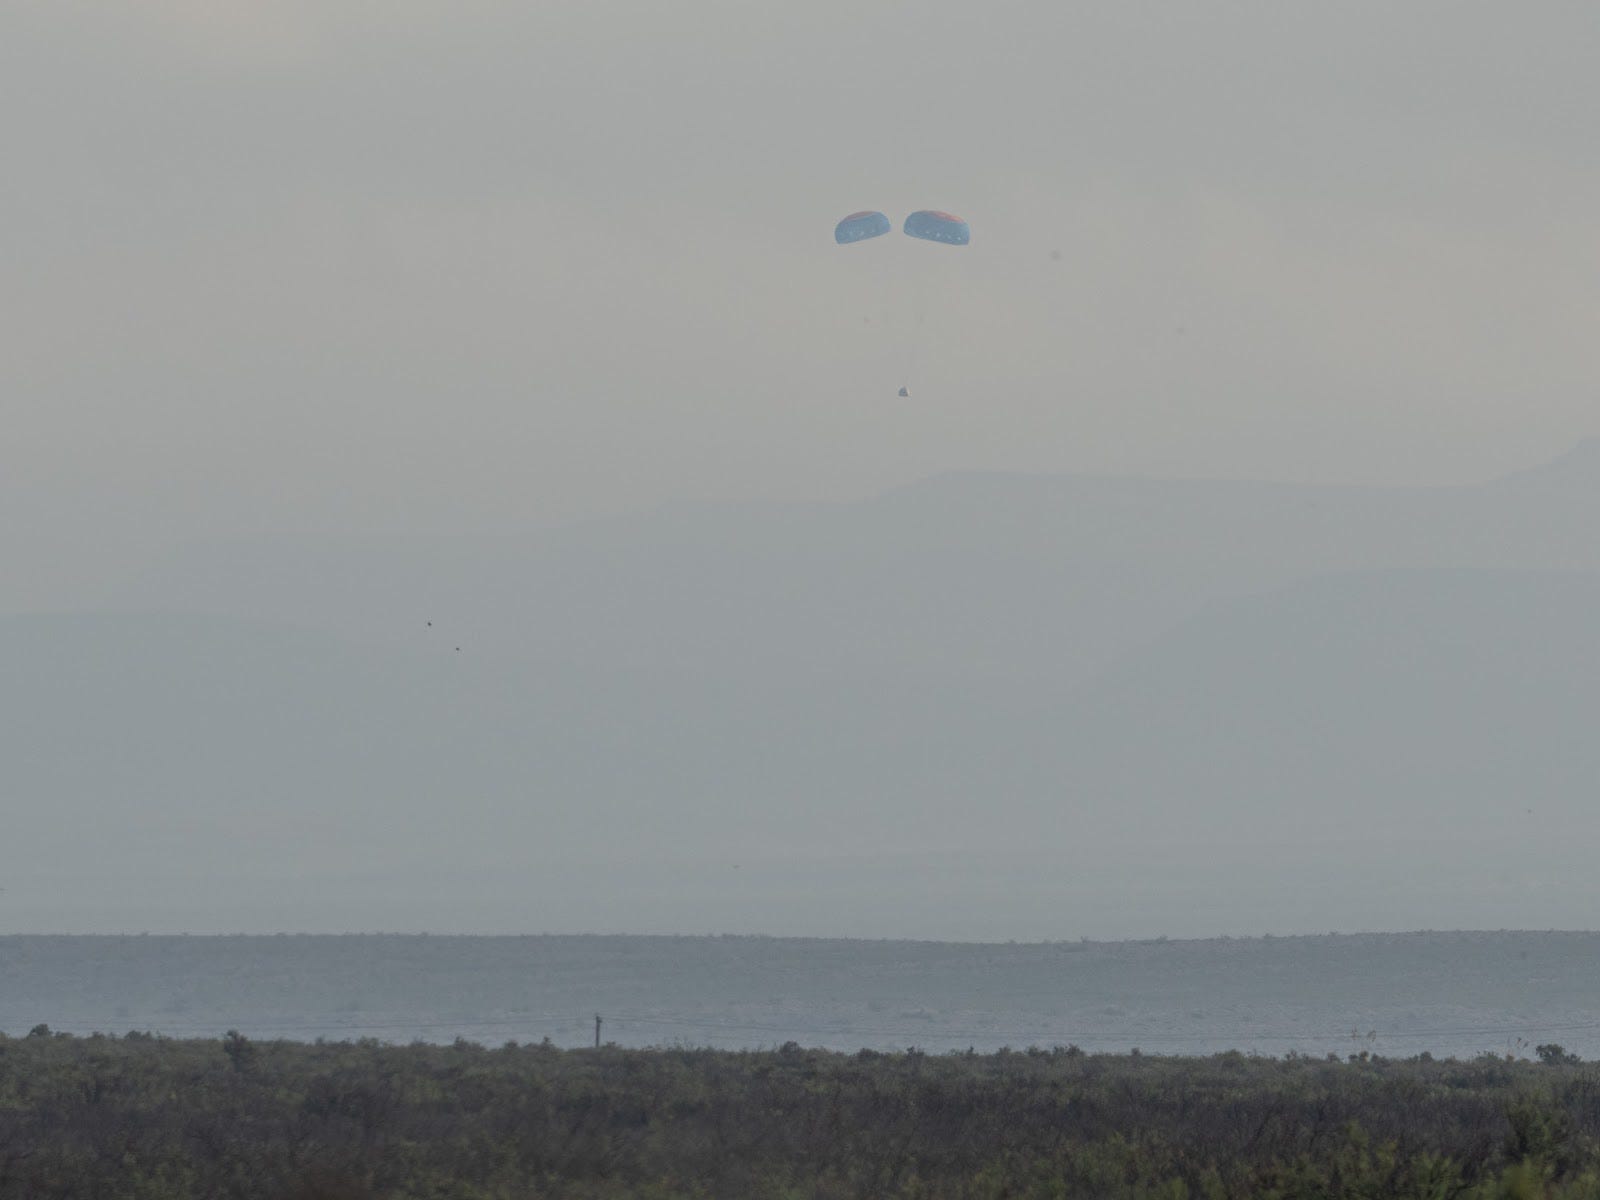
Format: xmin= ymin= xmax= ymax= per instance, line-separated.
xmin=4 ymin=1029 xmax=1600 ymax=1198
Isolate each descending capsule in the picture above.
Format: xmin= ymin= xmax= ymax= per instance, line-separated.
xmin=903 ymin=210 xmax=970 ymax=246
xmin=834 ymin=211 xmax=893 ymax=244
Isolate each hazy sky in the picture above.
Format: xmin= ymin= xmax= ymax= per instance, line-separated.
xmin=5 ymin=1 xmax=1600 ymax=574
xmin=9 ymin=2 xmax=1600 ymax=940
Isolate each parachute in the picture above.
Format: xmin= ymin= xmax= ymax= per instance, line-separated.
xmin=903 ymin=210 xmax=970 ymax=246
xmin=834 ymin=211 xmax=893 ymax=244
xmin=834 ymin=208 xmax=969 ymax=397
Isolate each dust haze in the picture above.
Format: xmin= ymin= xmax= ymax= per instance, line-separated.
xmin=4 ymin=1 xmax=1600 ymax=938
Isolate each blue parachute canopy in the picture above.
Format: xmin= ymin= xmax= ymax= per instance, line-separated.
xmin=903 ymin=210 xmax=970 ymax=246
xmin=835 ymin=211 xmax=893 ymax=244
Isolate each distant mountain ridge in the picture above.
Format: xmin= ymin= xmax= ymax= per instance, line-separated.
xmin=115 ymin=440 xmax=1600 ymax=682
xmin=5 ymin=443 xmax=1600 ymax=937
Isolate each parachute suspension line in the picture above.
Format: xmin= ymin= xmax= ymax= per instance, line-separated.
xmin=903 ymin=242 xmax=951 ymax=396
xmin=876 ymin=241 xmax=900 ymax=389
xmin=897 ymin=210 xmax=969 ymax=398
xmin=904 ymin=268 xmax=932 ymax=393
xmin=833 ymin=208 xmax=968 ymax=399
xmin=833 ymin=210 xmax=899 ymax=394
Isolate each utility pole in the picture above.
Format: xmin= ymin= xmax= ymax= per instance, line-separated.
xmin=594 ymin=1013 xmax=602 ymax=1049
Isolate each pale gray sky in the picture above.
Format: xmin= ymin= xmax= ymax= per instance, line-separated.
xmin=11 ymin=2 xmax=1600 ymax=940
xmin=5 ymin=0 xmax=1600 ymax=575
